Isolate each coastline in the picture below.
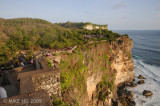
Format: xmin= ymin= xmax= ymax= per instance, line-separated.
xmin=126 ymin=58 xmax=160 ymax=106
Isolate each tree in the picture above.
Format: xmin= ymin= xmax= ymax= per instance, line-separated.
xmin=26 ymin=50 xmax=34 ymax=61
xmin=23 ymin=41 xmax=33 ymax=50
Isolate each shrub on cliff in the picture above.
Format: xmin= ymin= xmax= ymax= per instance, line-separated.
xmin=97 ymin=72 xmax=115 ymax=101
xmin=60 ymin=51 xmax=87 ymax=95
xmin=52 ymin=97 xmax=69 ymax=106
xmin=46 ymin=58 xmax=53 ymax=68
xmin=122 ymin=34 xmax=129 ymax=38
xmin=26 ymin=50 xmax=34 ymax=61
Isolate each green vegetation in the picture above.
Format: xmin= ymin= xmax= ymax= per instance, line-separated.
xmin=0 ymin=18 xmax=126 ymax=67
xmin=128 ymin=52 xmax=132 ymax=60
xmin=26 ymin=50 xmax=34 ymax=61
xmin=52 ymin=97 xmax=69 ymax=106
xmin=47 ymin=58 xmax=53 ymax=68
xmin=122 ymin=34 xmax=129 ymax=38
xmin=59 ymin=39 xmax=117 ymax=104
xmin=56 ymin=21 xmax=107 ymax=30
xmin=96 ymin=53 xmax=114 ymax=101
xmin=102 ymin=53 xmax=109 ymax=71
xmin=60 ymin=52 xmax=87 ymax=94
xmin=52 ymin=96 xmax=79 ymax=106
xmin=97 ymin=73 xmax=115 ymax=101
xmin=108 ymin=48 xmax=113 ymax=54
xmin=60 ymin=60 xmax=72 ymax=90
xmin=56 ymin=21 xmax=87 ymax=29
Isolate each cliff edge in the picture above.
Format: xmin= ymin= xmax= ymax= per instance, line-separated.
xmin=53 ymin=36 xmax=134 ymax=106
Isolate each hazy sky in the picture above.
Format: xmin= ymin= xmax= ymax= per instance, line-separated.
xmin=0 ymin=0 xmax=160 ymax=30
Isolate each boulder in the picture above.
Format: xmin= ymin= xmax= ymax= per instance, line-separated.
xmin=138 ymin=75 xmax=145 ymax=79
xmin=138 ymin=80 xmax=145 ymax=84
xmin=143 ymin=90 xmax=153 ymax=97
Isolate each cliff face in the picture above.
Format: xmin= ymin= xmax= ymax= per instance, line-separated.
xmin=84 ymin=24 xmax=108 ymax=30
xmin=0 ymin=36 xmax=133 ymax=106
xmin=58 ymin=37 xmax=134 ymax=106
xmin=111 ymin=38 xmax=134 ymax=86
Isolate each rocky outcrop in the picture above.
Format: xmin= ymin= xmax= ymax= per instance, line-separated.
xmin=84 ymin=24 xmax=107 ymax=30
xmin=87 ymin=73 xmax=102 ymax=101
xmin=32 ymin=71 xmax=61 ymax=97
xmin=111 ymin=38 xmax=134 ymax=86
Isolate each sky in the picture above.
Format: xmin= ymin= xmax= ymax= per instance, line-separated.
xmin=0 ymin=0 xmax=160 ymax=30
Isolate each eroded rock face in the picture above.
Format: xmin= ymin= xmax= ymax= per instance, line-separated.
xmin=84 ymin=24 xmax=107 ymax=30
xmin=87 ymin=73 xmax=102 ymax=101
xmin=60 ymin=37 xmax=134 ymax=106
xmin=112 ymin=39 xmax=135 ymax=86
xmin=85 ymin=37 xmax=134 ymax=106
xmin=32 ymin=71 xmax=61 ymax=97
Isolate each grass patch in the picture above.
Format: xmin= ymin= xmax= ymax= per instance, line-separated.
xmin=60 ymin=51 xmax=87 ymax=94
xmin=108 ymin=48 xmax=113 ymax=54
xmin=97 ymin=73 xmax=115 ymax=101
xmin=102 ymin=53 xmax=109 ymax=70
xmin=47 ymin=58 xmax=53 ymax=68
xmin=60 ymin=52 xmax=70 ymax=55
xmin=128 ymin=52 xmax=132 ymax=60
xmin=52 ymin=97 xmax=69 ymax=106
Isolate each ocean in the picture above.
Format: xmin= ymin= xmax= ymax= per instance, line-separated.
xmin=113 ymin=30 xmax=160 ymax=106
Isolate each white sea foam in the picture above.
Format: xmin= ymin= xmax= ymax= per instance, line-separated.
xmin=126 ymin=58 xmax=160 ymax=106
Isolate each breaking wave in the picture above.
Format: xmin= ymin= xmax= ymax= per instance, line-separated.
xmin=127 ymin=58 xmax=160 ymax=106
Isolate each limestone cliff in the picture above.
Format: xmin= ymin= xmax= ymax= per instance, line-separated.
xmin=55 ymin=36 xmax=134 ymax=106
xmin=83 ymin=24 xmax=107 ymax=30
xmin=0 ymin=36 xmax=134 ymax=106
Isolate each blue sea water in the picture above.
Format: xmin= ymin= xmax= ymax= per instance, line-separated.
xmin=113 ymin=30 xmax=160 ymax=106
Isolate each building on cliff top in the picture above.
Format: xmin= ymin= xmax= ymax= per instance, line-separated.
xmin=0 ymin=54 xmax=61 ymax=106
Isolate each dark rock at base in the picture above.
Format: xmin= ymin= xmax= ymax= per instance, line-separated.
xmin=124 ymin=82 xmax=131 ymax=87
xmin=127 ymin=91 xmax=134 ymax=100
xmin=130 ymin=82 xmax=137 ymax=87
xmin=127 ymin=94 xmax=134 ymax=100
xmin=128 ymin=101 xmax=136 ymax=106
xmin=138 ymin=75 xmax=145 ymax=79
xmin=118 ymin=90 xmax=135 ymax=105
xmin=143 ymin=90 xmax=153 ymax=97
xmin=138 ymin=80 xmax=145 ymax=84
xmin=124 ymin=82 xmax=137 ymax=87
xmin=133 ymin=79 xmax=135 ymax=81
